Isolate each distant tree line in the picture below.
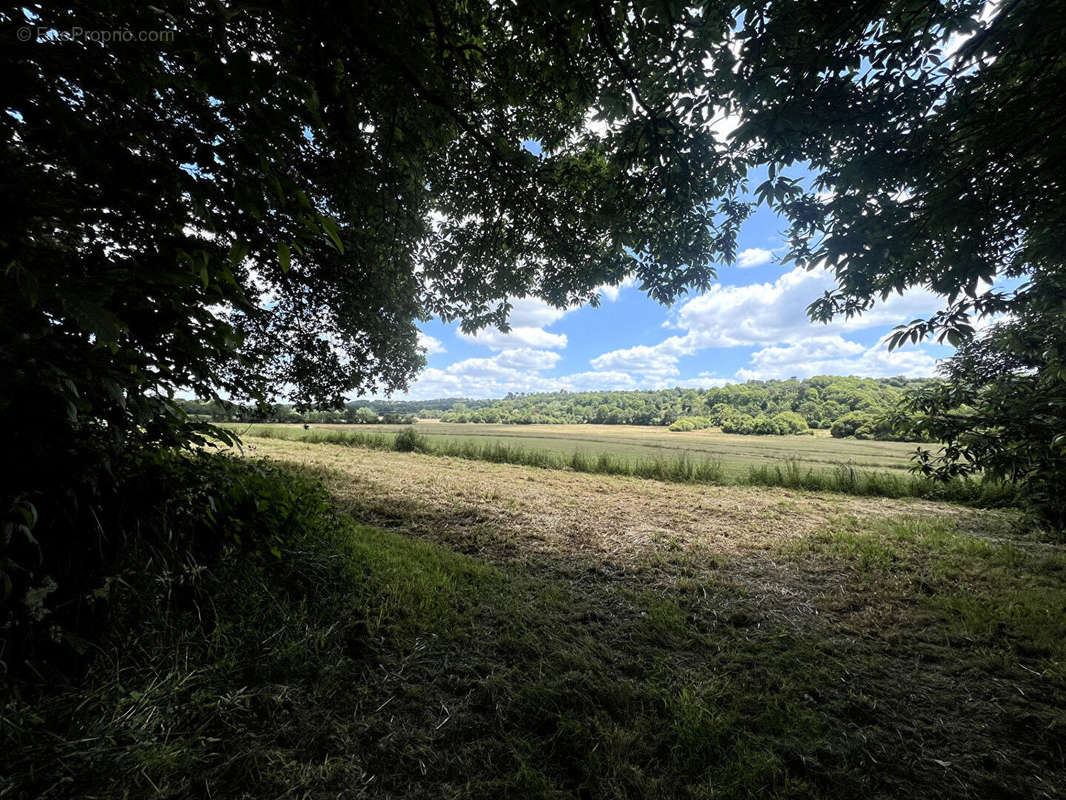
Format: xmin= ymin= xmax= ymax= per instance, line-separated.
xmin=178 ymin=377 xmax=934 ymax=439
xmin=433 ymin=377 xmax=932 ymax=439
xmin=175 ymin=398 xmax=421 ymax=425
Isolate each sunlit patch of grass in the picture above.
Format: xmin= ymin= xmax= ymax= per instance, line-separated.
xmin=336 ymin=522 xmax=498 ymax=637
xmin=227 ymin=424 xmax=1015 ymax=505
xmin=790 ymin=515 xmax=1066 ymax=677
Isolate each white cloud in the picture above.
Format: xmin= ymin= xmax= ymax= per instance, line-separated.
xmin=599 ymin=275 xmax=637 ymax=302
xmin=403 ymin=347 xmax=562 ymax=398
xmin=401 ymin=352 xmax=642 ymax=399
xmin=590 ymin=340 xmax=688 ymax=381
xmin=507 ymin=296 xmax=570 ymax=328
xmin=459 ymin=326 xmax=568 ymax=350
xmin=458 ymin=296 xmax=571 ymax=351
xmin=494 ymin=348 xmax=562 ymax=371
xmin=743 ymin=336 xmax=865 ymax=368
xmin=673 ymin=264 xmax=941 ymax=349
xmin=417 ymin=331 xmax=446 ymax=355
xmin=735 ymin=247 xmax=773 ymax=268
xmin=588 ymin=265 xmax=946 ymax=388
xmin=736 ymin=339 xmax=941 ymax=381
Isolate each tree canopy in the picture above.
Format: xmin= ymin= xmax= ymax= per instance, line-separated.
xmin=3 ymin=0 xmax=1063 ymax=516
xmin=179 ymin=376 xmax=929 ymax=437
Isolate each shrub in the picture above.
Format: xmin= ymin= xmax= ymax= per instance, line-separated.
xmin=772 ymin=411 xmax=809 ymax=434
xmin=720 ymin=413 xmax=755 ymax=434
xmin=0 ymin=449 xmax=331 ymax=679
xmin=668 ymin=416 xmax=712 ymax=432
xmin=830 ymin=411 xmax=876 ymax=438
xmin=392 ymin=426 xmax=428 ymax=452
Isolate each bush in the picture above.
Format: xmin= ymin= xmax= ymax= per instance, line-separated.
xmin=668 ymin=416 xmax=712 ymax=432
xmin=1 ymin=448 xmax=331 ymax=679
xmin=830 ymin=411 xmax=876 ymax=438
xmin=720 ymin=413 xmax=755 ymax=434
xmin=772 ymin=411 xmax=809 ymax=434
xmin=392 ymin=426 xmax=428 ymax=452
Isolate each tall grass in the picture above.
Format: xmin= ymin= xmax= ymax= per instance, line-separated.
xmin=223 ymin=424 xmax=1018 ymax=506
xmin=745 ymin=459 xmax=1017 ymax=505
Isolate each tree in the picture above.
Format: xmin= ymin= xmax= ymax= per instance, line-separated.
xmin=730 ymin=0 xmax=1066 ymax=520
xmin=3 ymin=0 xmax=760 ymax=467
xmin=5 ymin=2 xmax=1064 ymax=532
xmin=353 ymin=407 xmax=380 ymax=424
xmin=897 ymin=271 xmax=1066 ymax=526
xmin=0 ymin=1 xmax=760 ymax=662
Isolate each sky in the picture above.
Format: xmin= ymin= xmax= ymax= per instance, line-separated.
xmin=403 ymin=192 xmax=957 ymax=401
xmin=396 ymin=7 xmax=1011 ymax=402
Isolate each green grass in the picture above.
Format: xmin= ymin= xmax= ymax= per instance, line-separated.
xmin=789 ymin=515 xmax=1066 ymax=677
xmin=229 ymin=421 xmax=922 ymax=476
xmin=4 ymin=460 xmax=1064 ymax=798
xmin=226 ymin=423 xmax=1016 ymax=505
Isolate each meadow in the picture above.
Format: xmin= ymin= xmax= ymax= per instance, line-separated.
xmin=222 ymin=422 xmax=1014 ymax=505
xmin=228 ymin=422 xmax=919 ymax=476
xmin=10 ymin=439 xmax=1062 ymax=798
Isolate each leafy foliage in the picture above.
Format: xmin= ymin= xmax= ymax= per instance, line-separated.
xmin=729 ymin=0 xmax=1066 ymax=522
xmin=0 ymin=448 xmax=331 ymax=677
xmin=895 ymin=272 xmax=1066 ymax=527
xmin=429 ymin=377 xmax=929 ymax=434
xmin=2 ymin=0 xmax=763 ymax=459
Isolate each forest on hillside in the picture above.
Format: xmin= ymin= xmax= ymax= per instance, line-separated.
xmin=178 ymin=376 xmax=934 ymax=440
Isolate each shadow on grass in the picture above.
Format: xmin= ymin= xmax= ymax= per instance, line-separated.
xmin=3 ymin=463 xmax=1063 ymax=799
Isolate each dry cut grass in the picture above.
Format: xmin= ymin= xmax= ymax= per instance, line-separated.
xmin=245 ymin=437 xmax=1008 ymax=572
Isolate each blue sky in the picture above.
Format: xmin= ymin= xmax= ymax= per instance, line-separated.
xmin=403 ymin=180 xmax=960 ymax=400
xmin=394 ymin=11 xmax=1015 ymax=402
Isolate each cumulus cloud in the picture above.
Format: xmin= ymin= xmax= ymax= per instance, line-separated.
xmin=403 ymin=347 xmax=561 ymax=398
xmin=507 ymin=296 xmax=570 ymax=328
xmin=673 ymin=264 xmax=941 ymax=349
xmin=493 ymin=348 xmax=562 ymax=371
xmin=599 ymin=275 xmax=638 ymax=302
xmin=417 ymin=331 xmax=446 ymax=355
xmin=735 ymin=247 xmax=774 ymax=268
xmin=589 ymin=265 xmax=946 ymax=385
xmin=400 ymin=351 xmax=638 ymax=399
xmin=589 ymin=340 xmax=688 ymax=381
xmin=458 ymin=296 xmax=571 ymax=350
xmin=459 ymin=326 xmax=568 ymax=350
xmin=743 ymin=336 xmax=865 ymax=368
xmin=736 ymin=339 xmax=941 ymax=381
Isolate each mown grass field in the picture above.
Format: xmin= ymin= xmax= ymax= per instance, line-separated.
xmin=231 ymin=422 xmax=921 ymax=477
xmin=7 ymin=440 xmax=1065 ymax=798
xmin=227 ymin=423 xmax=1014 ymax=505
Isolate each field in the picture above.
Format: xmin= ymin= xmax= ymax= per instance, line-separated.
xmin=230 ymin=422 xmax=922 ymax=477
xmin=246 ymin=439 xmax=1066 ymax=797
xmin=225 ymin=422 xmax=1014 ymax=505
xmin=8 ymin=437 xmax=1066 ymax=798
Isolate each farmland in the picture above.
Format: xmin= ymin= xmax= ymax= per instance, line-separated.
xmin=7 ymin=433 xmax=1064 ymax=798
xmin=228 ymin=422 xmax=922 ymax=478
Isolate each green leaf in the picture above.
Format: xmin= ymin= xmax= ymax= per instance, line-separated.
xmin=320 ymin=216 xmax=344 ymax=253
